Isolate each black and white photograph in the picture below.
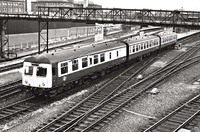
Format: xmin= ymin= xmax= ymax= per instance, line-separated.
xmin=0 ymin=0 xmax=200 ymax=132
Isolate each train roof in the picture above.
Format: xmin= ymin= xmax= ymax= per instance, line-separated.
xmin=24 ymin=32 xmax=176 ymax=64
xmin=24 ymin=40 xmax=126 ymax=64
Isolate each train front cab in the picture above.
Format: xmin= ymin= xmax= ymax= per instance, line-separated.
xmin=22 ymin=62 xmax=52 ymax=89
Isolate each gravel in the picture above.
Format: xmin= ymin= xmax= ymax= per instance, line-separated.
xmin=0 ymin=71 xmax=21 ymax=86
xmin=1 ymin=40 xmax=200 ymax=132
xmin=100 ymin=47 xmax=200 ymax=132
xmin=1 ymin=80 xmax=109 ymax=132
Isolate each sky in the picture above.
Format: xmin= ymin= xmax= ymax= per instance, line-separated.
xmin=87 ymin=0 xmax=200 ymax=11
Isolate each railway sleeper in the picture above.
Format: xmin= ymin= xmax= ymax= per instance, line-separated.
xmin=74 ymin=127 xmax=84 ymax=131
xmin=83 ymin=102 xmax=98 ymax=106
xmin=96 ymin=123 xmax=106 ymax=128
xmin=168 ymin=116 xmax=189 ymax=123
xmin=64 ymin=116 xmax=75 ymax=121
xmin=158 ymin=122 xmax=179 ymax=130
xmin=94 ymin=112 xmax=105 ymax=116
xmin=2 ymin=109 xmax=17 ymax=113
xmin=87 ymin=117 xmax=96 ymax=121
xmin=90 ymin=95 xmax=106 ymax=99
xmin=78 ymin=107 xmax=91 ymax=111
xmin=54 ymin=123 xmax=63 ymax=127
xmin=79 ymin=123 xmax=89 ymax=127
xmin=1 ymin=110 xmax=13 ymax=115
xmin=89 ymin=98 xmax=102 ymax=102
xmin=72 ymin=111 xmax=84 ymax=115
xmin=100 ymin=107 xmax=112 ymax=111
xmin=49 ymin=127 xmax=57 ymax=131
xmin=155 ymin=126 xmax=174 ymax=132
xmin=98 ymin=109 xmax=109 ymax=113
xmin=60 ymin=120 xmax=69 ymax=124
xmin=90 ymin=114 xmax=100 ymax=118
xmin=69 ymin=114 xmax=80 ymax=118
xmin=83 ymin=120 xmax=93 ymax=124
xmin=88 ymin=96 xmax=102 ymax=102
xmin=110 ymin=100 xmax=125 ymax=105
xmin=176 ymin=112 xmax=195 ymax=118
xmin=178 ymin=111 xmax=198 ymax=116
xmin=76 ymin=109 xmax=88 ymax=113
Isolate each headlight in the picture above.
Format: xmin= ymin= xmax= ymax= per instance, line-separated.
xmin=42 ymin=83 xmax=45 ymax=86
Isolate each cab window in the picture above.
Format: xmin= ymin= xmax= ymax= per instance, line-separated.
xmin=36 ymin=67 xmax=47 ymax=77
xmin=24 ymin=66 xmax=33 ymax=75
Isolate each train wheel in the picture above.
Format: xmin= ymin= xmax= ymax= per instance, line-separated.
xmin=32 ymin=88 xmax=45 ymax=96
xmin=101 ymin=70 xmax=106 ymax=76
xmin=47 ymin=90 xmax=57 ymax=97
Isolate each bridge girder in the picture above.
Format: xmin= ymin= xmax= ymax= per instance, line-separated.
xmin=36 ymin=7 xmax=200 ymax=29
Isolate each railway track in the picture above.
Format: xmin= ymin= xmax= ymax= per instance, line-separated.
xmin=0 ymin=96 xmax=36 ymax=123
xmin=0 ymin=32 xmax=199 ymax=131
xmin=0 ymin=52 xmax=160 ymax=126
xmin=34 ymin=42 xmax=200 ymax=132
xmin=34 ymin=53 xmax=163 ymax=132
xmin=143 ymin=94 xmax=200 ymax=132
xmin=61 ymin=52 xmax=200 ymax=132
xmin=0 ymin=80 xmax=22 ymax=99
xmin=0 ymin=62 xmax=23 ymax=73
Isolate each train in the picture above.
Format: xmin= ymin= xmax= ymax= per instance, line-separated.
xmin=22 ymin=31 xmax=177 ymax=96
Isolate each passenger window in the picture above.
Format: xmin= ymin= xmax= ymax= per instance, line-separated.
xmin=149 ymin=43 xmax=151 ymax=47
xmin=37 ymin=67 xmax=47 ymax=77
xmin=138 ymin=45 xmax=141 ymax=51
xmin=132 ymin=46 xmax=135 ymax=52
xmin=24 ymin=66 xmax=33 ymax=75
xmin=100 ymin=53 xmax=105 ymax=62
xmin=72 ymin=59 xmax=78 ymax=71
xmin=144 ymin=43 xmax=146 ymax=49
xmin=136 ymin=45 xmax=139 ymax=51
xmin=82 ymin=57 xmax=88 ymax=68
xmin=141 ymin=43 xmax=144 ymax=50
xmin=61 ymin=62 xmax=68 ymax=74
xmin=94 ymin=55 xmax=98 ymax=64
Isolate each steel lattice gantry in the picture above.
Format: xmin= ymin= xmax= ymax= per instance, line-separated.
xmin=1 ymin=7 xmax=200 ymax=59
xmin=38 ymin=7 xmax=200 ymax=29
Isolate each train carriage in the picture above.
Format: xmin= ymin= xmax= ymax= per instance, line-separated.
xmin=22 ymin=31 xmax=177 ymax=96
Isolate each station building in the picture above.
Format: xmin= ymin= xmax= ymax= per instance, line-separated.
xmin=32 ymin=0 xmax=102 ymax=13
xmin=0 ymin=0 xmax=26 ymax=14
xmin=31 ymin=0 xmax=74 ymax=13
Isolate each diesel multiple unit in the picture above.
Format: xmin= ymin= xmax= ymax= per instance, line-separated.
xmin=22 ymin=31 xmax=177 ymax=96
